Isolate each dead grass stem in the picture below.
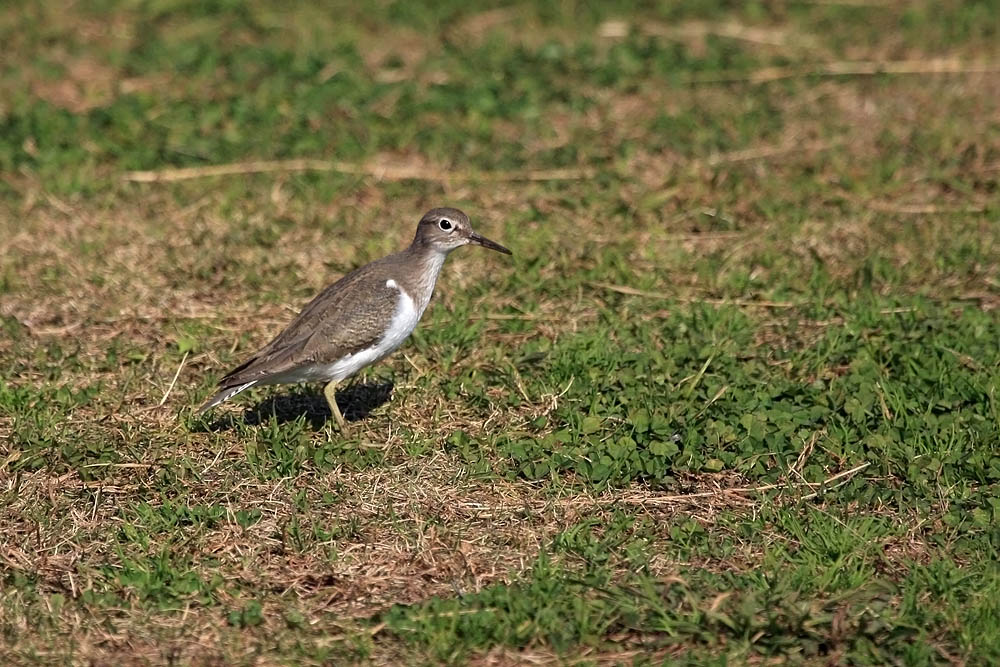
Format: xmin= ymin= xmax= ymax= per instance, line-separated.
xmin=689 ymin=58 xmax=1000 ymax=84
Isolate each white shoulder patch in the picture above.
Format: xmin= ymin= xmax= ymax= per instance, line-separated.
xmin=386 ymin=279 xmax=398 ymax=290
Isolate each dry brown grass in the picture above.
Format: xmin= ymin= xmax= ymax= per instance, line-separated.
xmin=1 ymin=438 xmax=893 ymax=664
xmin=3 ymin=1 xmax=1000 ymax=661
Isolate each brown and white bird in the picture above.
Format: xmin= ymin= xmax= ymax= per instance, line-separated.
xmin=197 ymin=207 xmax=511 ymax=430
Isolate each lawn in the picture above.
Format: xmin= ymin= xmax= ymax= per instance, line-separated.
xmin=2 ymin=0 xmax=999 ymax=664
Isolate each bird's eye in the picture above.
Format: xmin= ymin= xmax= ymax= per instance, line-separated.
xmin=438 ymin=219 xmax=453 ymax=231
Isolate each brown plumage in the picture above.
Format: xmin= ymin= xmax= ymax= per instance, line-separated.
xmin=197 ymin=207 xmax=512 ymax=430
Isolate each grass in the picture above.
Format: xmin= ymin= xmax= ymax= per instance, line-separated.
xmin=2 ymin=0 xmax=999 ymax=663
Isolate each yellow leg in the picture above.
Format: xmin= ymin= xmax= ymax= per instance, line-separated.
xmin=323 ymin=380 xmax=348 ymax=432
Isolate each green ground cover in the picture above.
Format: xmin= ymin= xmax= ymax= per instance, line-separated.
xmin=2 ymin=0 xmax=999 ymax=663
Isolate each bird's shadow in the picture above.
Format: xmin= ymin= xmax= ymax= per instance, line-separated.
xmin=196 ymin=380 xmax=394 ymax=432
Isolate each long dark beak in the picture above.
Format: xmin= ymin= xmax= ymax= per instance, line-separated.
xmin=469 ymin=231 xmax=512 ymax=255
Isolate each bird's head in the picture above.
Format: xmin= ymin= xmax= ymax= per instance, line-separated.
xmin=414 ymin=207 xmax=512 ymax=255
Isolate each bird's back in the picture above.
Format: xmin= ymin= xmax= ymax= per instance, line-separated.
xmin=217 ymin=254 xmax=406 ymax=390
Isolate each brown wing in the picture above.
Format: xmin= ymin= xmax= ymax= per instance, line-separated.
xmin=217 ymin=261 xmax=400 ymax=388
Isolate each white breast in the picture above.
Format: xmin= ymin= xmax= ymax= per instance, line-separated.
xmin=313 ymin=279 xmax=424 ymax=382
xmin=373 ymin=279 xmax=423 ymax=360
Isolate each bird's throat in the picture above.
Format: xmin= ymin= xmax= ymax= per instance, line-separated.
xmin=401 ymin=245 xmax=448 ymax=315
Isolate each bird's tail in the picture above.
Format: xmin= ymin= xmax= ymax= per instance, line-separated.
xmin=196 ymin=380 xmax=258 ymax=415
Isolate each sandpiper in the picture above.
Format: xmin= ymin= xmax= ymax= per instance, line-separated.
xmin=197 ymin=207 xmax=511 ymax=430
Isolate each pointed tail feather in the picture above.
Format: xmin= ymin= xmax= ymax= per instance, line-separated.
xmin=197 ymin=380 xmax=258 ymax=415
